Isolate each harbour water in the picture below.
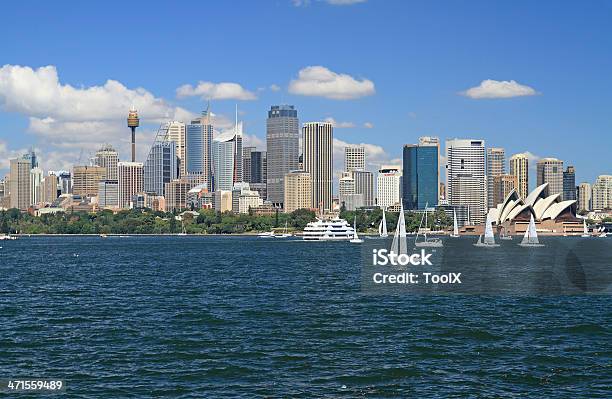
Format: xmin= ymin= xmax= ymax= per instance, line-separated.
xmin=0 ymin=236 xmax=610 ymax=397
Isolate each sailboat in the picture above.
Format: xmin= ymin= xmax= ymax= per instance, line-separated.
xmin=519 ymin=214 xmax=544 ymax=247
xmin=473 ymin=214 xmax=500 ymax=247
xmin=379 ymin=209 xmax=389 ymax=238
xmin=581 ymin=219 xmax=590 ymax=237
xmin=415 ymin=204 xmax=443 ymax=248
xmin=450 ymin=209 xmax=460 ymax=238
xmin=350 ymin=216 xmax=363 ymax=243
xmin=390 ymin=204 xmax=408 ymax=255
xmin=274 ymin=221 xmax=292 ymax=238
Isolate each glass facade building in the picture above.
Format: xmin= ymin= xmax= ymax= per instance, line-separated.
xmin=185 ymin=112 xmax=213 ymax=188
xmin=402 ymin=144 xmax=438 ymax=210
xmin=266 ymin=105 xmax=299 ymax=206
xmin=144 ymin=141 xmax=178 ymax=196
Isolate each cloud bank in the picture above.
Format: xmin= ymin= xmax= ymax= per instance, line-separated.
xmin=289 ymin=66 xmax=375 ymax=100
xmin=461 ymin=79 xmax=538 ymax=99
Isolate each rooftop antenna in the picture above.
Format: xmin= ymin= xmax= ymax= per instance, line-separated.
xmin=235 ymin=104 xmax=238 ymax=133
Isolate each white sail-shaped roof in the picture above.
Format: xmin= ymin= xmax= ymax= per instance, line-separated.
xmin=533 ymin=193 xmax=560 ymax=220
xmin=542 ymin=200 xmax=576 ymax=220
xmin=524 ymin=183 xmax=548 ymax=207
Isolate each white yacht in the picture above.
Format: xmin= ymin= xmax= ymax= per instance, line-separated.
xmin=519 ymin=214 xmax=544 ymax=247
xmin=0 ymin=234 xmax=17 ymax=241
xmin=302 ymin=216 xmax=355 ymax=241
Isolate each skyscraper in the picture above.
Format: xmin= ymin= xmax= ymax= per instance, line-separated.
xmin=95 ymin=144 xmax=119 ymax=181
xmin=144 ymin=140 xmax=178 ymax=197
xmin=446 ymin=139 xmax=486 ymax=225
xmin=403 ymin=141 xmax=439 ymax=210
xmin=377 ymin=165 xmax=402 ymax=209
xmin=242 ymin=146 xmax=255 ymax=183
xmin=592 ymin=175 xmax=612 ymax=210
xmin=509 ymin=153 xmax=529 ymax=200
xmin=98 ymin=180 xmax=119 ymax=209
xmin=345 ymin=145 xmax=365 ymax=172
xmin=30 ymin=167 xmax=44 ymax=206
xmin=41 ymin=174 xmax=59 ymax=204
xmin=303 ymin=122 xmax=333 ymax=211
xmin=563 ymin=165 xmax=576 ymax=201
xmin=9 ymin=157 xmax=32 ymax=210
xmin=167 ymin=121 xmax=186 ymax=177
xmin=186 ymin=110 xmax=213 ymax=188
xmin=352 ymin=170 xmax=374 ymax=207
xmin=536 ymin=158 xmax=563 ymax=197
xmin=577 ymin=182 xmax=592 ymax=212
xmin=284 ymin=170 xmax=312 ymax=213
xmin=73 ymin=165 xmax=106 ymax=197
xmin=338 ymin=171 xmax=363 ymax=211
xmin=266 ymin=105 xmax=299 ymax=207
xmin=492 ymin=174 xmax=517 ymax=206
xmin=486 ymin=147 xmax=506 ymax=209
xmin=212 ymin=122 xmax=243 ymax=192
xmin=118 ymin=162 xmax=143 ymax=208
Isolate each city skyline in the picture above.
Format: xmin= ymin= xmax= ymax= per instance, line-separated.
xmin=1 ymin=1 xmax=611 ymax=186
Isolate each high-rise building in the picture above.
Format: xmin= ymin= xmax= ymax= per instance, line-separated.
xmin=30 ymin=166 xmax=44 ymax=206
xmin=338 ymin=171 xmax=363 ymax=211
xmin=98 ymin=180 xmax=119 ymax=209
xmin=563 ymin=166 xmax=576 ymax=201
xmin=577 ymin=182 xmax=592 ymax=212
xmin=284 ymin=170 xmax=312 ymax=213
xmin=186 ymin=110 xmax=213 ymax=188
xmin=144 ymin=132 xmax=178 ymax=197
xmin=536 ymin=158 xmax=563 ymax=197
xmin=166 ymin=121 xmax=186 ymax=177
xmin=509 ymin=153 xmax=529 ymax=200
xmin=592 ymin=175 xmax=612 ymax=210
xmin=73 ymin=165 xmax=106 ymax=197
xmin=164 ymin=178 xmax=195 ymax=212
xmin=250 ymin=150 xmax=265 ymax=184
xmin=56 ymin=171 xmax=72 ymax=194
xmin=213 ymin=190 xmax=233 ymax=212
xmin=303 ymin=122 xmax=333 ymax=211
xmin=377 ymin=165 xmax=401 ymax=209
xmin=266 ymin=105 xmax=299 ymax=206
xmin=212 ymin=123 xmax=243 ymax=192
xmin=118 ymin=162 xmax=143 ymax=208
xmin=403 ymin=140 xmax=439 ymax=210
xmin=94 ymin=144 xmax=119 ymax=181
xmin=127 ymin=107 xmax=140 ymax=162
xmin=352 ymin=170 xmax=374 ymax=207
xmin=41 ymin=174 xmax=59 ymax=204
xmin=492 ymin=174 xmax=517 ymax=206
xmin=345 ymin=145 xmax=365 ymax=172
xmin=486 ymin=147 xmax=506 ymax=209
xmin=446 ymin=139 xmax=486 ymax=225
xmin=9 ymin=157 xmax=32 ymax=210
xmin=242 ymin=147 xmax=255 ymax=183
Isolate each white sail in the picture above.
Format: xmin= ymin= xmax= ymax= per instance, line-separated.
xmin=521 ymin=214 xmax=539 ymax=245
xmin=483 ymin=214 xmax=496 ymax=245
xmin=379 ymin=209 xmax=388 ymax=237
xmin=452 ymin=209 xmax=459 ymax=237
xmin=353 ymin=216 xmax=359 ymax=239
xmin=583 ymin=220 xmax=588 ymax=235
xmin=391 ymin=204 xmax=408 ymax=255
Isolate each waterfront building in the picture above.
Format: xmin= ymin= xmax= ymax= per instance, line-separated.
xmin=592 ymin=175 xmax=612 ymax=210
xmin=266 ymin=105 xmax=299 ymax=207
xmin=9 ymin=157 xmax=31 ymax=210
xmin=144 ymin=193 xmax=166 ymax=212
xmin=232 ymin=182 xmax=263 ymax=214
xmin=94 ymin=144 xmax=119 ymax=181
xmin=486 ymin=147 xmax=506 ymax=210
xmin=30 ymin=166 xmax=44 ymax=205
xmin=345 ymin=145 xmax=365 ymax=172
xmin=509 ymin=153 xmax=529 ymax=200
xmin=577 ymin=182 xmax=592 ymax=212
xmin=213 ymin=190 xmax=233 ymax=213
xmin=284 ymin=170 xmax=312 ymax=213
xmin=72 ymin=165 xmax=106 ymax=197
xmin=164 ymin=178 xmax=195 ymax=212
xmin=446 ymin=138 xmax=486 ymax=225
xmin=403 ymin=139 xmax=439 ymax=210
xmin=187 ymin=184 xmax=212 ymax=210
xmin=377 ymin=165 xmax=401 ymax=209
xmin=563 ymin=166 xmax=576 ymax=201
xmin=118 ymin=162 xmax=143 ymax=209
xmin=338 ymin=172 xmax=361 ymax=211
xmin=144 ymin=136 xmax=178 ymax=196
xmin=166 ymin=121 xmax=186 ymax=176
xmin=492 ymin=174 xmax=517 ymax=207
xmin=98 ymin=180 xmax=119 ymax=209
xmin=352 ymin=170 xmax=374 ymax=207
xmin=186 ymin=110 xmax=213 ymax=188
xmin=303 ymin=122 xmax=333 ymax=211
xmin=537 ymin=158 xmax=564 ymax=198
xmin=212 ymin=122 xmax=243 ymax=191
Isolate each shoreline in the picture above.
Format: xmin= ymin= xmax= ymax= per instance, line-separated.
xmin=6 ymin=232 xmax=598 ymax=237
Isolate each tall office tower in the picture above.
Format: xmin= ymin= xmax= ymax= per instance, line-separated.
xmin=9 ymin=157 xmax=32 ymax=210
xmin=536 ymin=158 xmax=564 ymax=197
xmin=166 ymin=121 xmax=186 ymax=176
xmin=118 ymin=162 xmax=143 ymax=208
xmin=509 ymin=153 xmax=529 ymax=199
xmin=446 ymin=139 xmax=486 ymax=225
xmin=486 ymin=147 xmax=506 ymax=209
xmin=284 ymin=170 xmax=312 ymax=213
xmin=98 ymin=180 xmax=119 ymax=208
xmin=30 ymin=167 xmax=44 ymax=205
xmin=577 ymin=182 xmax=592 ymax=212
xmin=403 ymin=141 xmax=439 ymax=210
xmin=144 ymin=128 xmax=178 ymax=196
xmin=592 ymin=175 xmax=612 ymax=210
xmin=345 ymin=145 xmax=365 ymax=172
xmin=242 ymin=146 xmax=255 ymax=183
xmin=266 ymin=105 xmax=299 ymax=207
xmin=127 ymin=106 xmax=140 ymax=162
xmin=338 ymin=171 xmax=363 ymax=211
xmin=352 ymin=170 xmax=374 ymax=207
xmin=72 ymin=166 xmax=106 ymax=197
xmin=22 ymin=149 xmax=38 ymax=169
xmin=492 ymin=174 xmax=517 ymax=206
xmin=250 ymin=150 xmax=265 ymax=184
xmin=186 ymin=109 xmax=213 ymax=188
xmin=164 ymin=178 xmax=195 ymax=212
xmin=57 ymin=171 xmax=72 ymax=194
xmin=563 ymin=166 xmax=576 ymax=201
xmin=377 ymin=165 xmax=402 ymax=209
xmin=419 ymin=136 xmax=440 ymax=197
xmin=212 ymin=123 xmax=243 ymax=191
xmin=303 ymin=122 xmax=333 ymax=211
xmin=41 ymin=174 xmax=59 ymax=204
xmin=95 ymin=144 xmax=119 ymax=181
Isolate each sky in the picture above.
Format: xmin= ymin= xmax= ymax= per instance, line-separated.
xmin=1 ymin=0 xmax=611 ymax=188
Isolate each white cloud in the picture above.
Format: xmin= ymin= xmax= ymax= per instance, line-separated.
xmin=324 ymin=117 xmax=355 ymax=128
xmin=363 ymin=122 xmax=374 ymax=129
xmin=269 ymin=84 xmax=281 ymax=92
xmin=288 ymin=66 xmax=375 ymax=100
xmin=176 ymin=81 xmax=256 ymax=100
xmin=461 ymin=79 xmax=538 ymax=99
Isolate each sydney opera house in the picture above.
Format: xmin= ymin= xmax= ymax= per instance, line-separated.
xmin=482 ymin=182 xmax=582 ymax=235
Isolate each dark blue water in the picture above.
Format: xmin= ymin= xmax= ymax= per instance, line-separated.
xmin=0 ymin=236 xmax=610 ymax=398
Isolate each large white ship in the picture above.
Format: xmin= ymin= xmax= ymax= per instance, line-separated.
xmin=302 ymin=216 xmax=355 ymax=241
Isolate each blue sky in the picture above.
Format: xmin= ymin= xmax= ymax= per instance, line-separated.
xmin=0 ymin=0 xmax=611 ymax=187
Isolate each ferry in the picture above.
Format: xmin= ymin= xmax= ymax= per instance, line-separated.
xmin=302 ymin=216 xmax=355 ymax=241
